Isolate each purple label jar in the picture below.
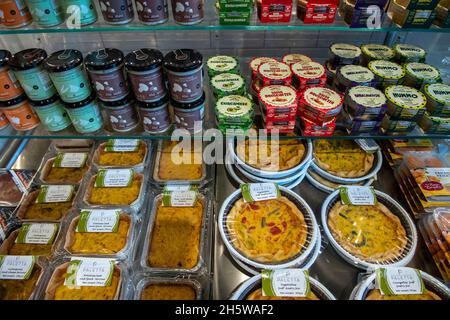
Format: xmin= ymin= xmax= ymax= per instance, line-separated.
xmin=138 ymin=94 xmax=171 ymax=133
xmin=171 ymin=0 xmax=204 ymax=25
xmin=85 ymin=48 xmax=129 ymax=101
xmin=135 ymin=0 xmax=168 ymax=25
xmin=171 ymin=92 xmax=204 ymax=132
xmin=98 ymin=0 xmax=134 ymax=24
xmin=100 ymin=94 xmax=139 ymax=132
xmin=164 ymin=49 xmax=203 ymax=103
xmin=125 ymin=49 xmax=166 ymax=102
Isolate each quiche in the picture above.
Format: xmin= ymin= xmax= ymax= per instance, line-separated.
xmin=0 ymin=266 xmax=42 ymax=300
xmin=141 ymin=284 xmax=197 ymax=300
xmin=366 ymin=289 xmax=441 ymax=300
xmin=313 ymin=140 xmax=374 ymax=178
xmin=157 ymin=141 xmax=203 ymax=181
xmin=328 ymin=201 xmax=408 ymax=263
xmin=17 ymin=190 xmax=73 ymax=221
xmin=236 ymin=138 xmax=305 ymax=172
xmin=42 ymin=159 xmax=88 ymax=184
xmin=246 ymin=288 xmax=319 ymax=300
xmin=226 ymin=197 xmax=308 ymax=263
xmin=86 ymin=174 xmax=142 ymax=206
xmin=308 ymin=169 xmax=369 ymax=189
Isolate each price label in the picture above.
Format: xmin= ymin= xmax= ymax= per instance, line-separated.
xmin=376 ymin=267 xmax=425 ymax=295
xmin=35 ymin=185 xmax=74 ymax=203
xmin=104 ymin=139 xmax=140 ymax=152
xmin=162 ymin=191 xmax=198 ymax=207
xmin=339 ymin=186 xmax=377 ymax=206
xmin=76 ymin=210 xmax=121 ymax=233
xmin=261 ymin=269 xmax=310 ymax=297
xmin=95 ymin=169 xmax=133 ymax=188
xmin=15 ymin=223 xmax=58 ymax=245
xmin=241 ymin=183 xmax=281 ymax=202
xmin=163 ymin=185 xmax=198 ymax=192
xmin=0 ymin=256 xmax=35 ymax=280
xmin=64 ymin=258 xmax=114 ymax=287
xmin=53 ymin=153 xmax=88 ymax=168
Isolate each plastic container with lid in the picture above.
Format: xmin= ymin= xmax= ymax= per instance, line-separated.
xmin=258 ymin=85 xmax=298 ymax=120
xmin=26 ymin=0 xmax=64 ymax=27
xmin=211 ymin=73 xmax=246 ymax=98
xmin=171 ymin=0 xmax=204 ymax=25
xmin=206 ymin=55 xmax=239 ymax=78
xmin=163 ymin=49 xmax=203 ymax=103
xmin=0 ymin=0 xmax=33 ymax=28
xmin=360 ymin=44 xmax=395 ymax=66
xmin=125 ymin=49 xmax=166 ymax=102
xmin=171 ymin=92 xmax=205 ymax=132
xmin=300 ymin=116 xmax=336 ymax=136
xmin=0 ymin=50 xmax=24 ymax=101
xmin=419 ymin=113 xmax=450 ymax=134
xmin=257 ymin=61 xmax=292 ymax=86
xmin=44 ymin=49 xmax=92 ymax=103
xmin=9 ymin=48 xmax=57 ymax=101
xmin=215 ymin=95 xmax=254 ymax=131
xmin=100 ymin=94 xmax=140 ymax=132
xmin=137 ymin=94 xmax=171 ymax=133
xmin=29 ymin=95 xmax=72 ymax=132
xmin=368 ymin=60 xmax=405 ymax=90
xmin=299 ymin=87 xmax=343 ymax=125
xmin=98 ymin=0 xmax=134 ymax=24
xmin=403 ymin=62 xmax=441 ymax=89
xmin=328 ymin=43 xmax=361 ymax=68
xmin=345 ymin=85 xmax=387 ymax=121
xmin=393 ymin=44 xmax=427 ymax=63
xmin=0 ymin=94 xmax=40 ymax=131
xmin=135 ymin=0 xmax=169 ymax=25
xmin=85 ymin=48 xmax=129 ymax=102
xmin=282 ymin=53 xmax=312 ymax=66
xmin=334 ymin=65 xmax=375 ymax=94
xmin=291 ymin=61 xmax=326 ymax=91
xmin=249 ymin=57 xmax=277 ymax=81
xmin=385 ymin=85 xmax=427 ymax=121
xmin=65 ymin=0 xmax=98 ymax=26
xmin=63 ymin=93 xmax=103 ymax=133
xmin=423 ymin=83 xmax=450 ymax=117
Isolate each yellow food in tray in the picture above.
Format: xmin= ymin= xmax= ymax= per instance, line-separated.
xmin=246 ymin=288 xmax=319 ymax=300
xmin=18 ymin=191 xmax=72 ymax=221
xmin=226 ymin=197 xmax=308 ymax=263
xmin=148 ymin=200 xmax=203 ymax=269
xmin=87 ymin=175 xmax=142 ymax=205
xmin=43 ymin=159 xmax=88 ymax=184
xmin=141 ymin=284 xmax=197 ymax=300
xmin=0 ymin=266 xmax=41 ymax=300
xmin=97 ymin=142 xmax=146 ymax=166
xmin=66 ymin=215 xmax=130 ymax=255
xmin=157 ymin=141 xmax=203 ymax=181
xmin=0 ymin=229 xmax=55 ymax=257
xmin=366 ymin=289 xmax=441 ymax=300
xmin=328 ymin=202 xmax=408 ymax=263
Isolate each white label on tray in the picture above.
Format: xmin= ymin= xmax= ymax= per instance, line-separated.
xmin=0 ymin=256 xmax=35 ymax=280
xmin=95 ymin=169 xmax=133 ymax=188
xmin=162 ymin=191 xmax=198 ymax=207
xmin=376 ymin=267 xmax=425 ymax=295
xmin=163 ymin=185 xmax=198 ymax=192
xmin=261 ymin=269 xmax=310 ymax=297
xmin=64 ymin=258 xmax=114 ymax=287
xmin=35 ymin=185 xmax=74 ymax=203
xmin=76 ymin=210 xmax=120 ymax=233
xmin=53 ymin=152 xmax=88 ymax=168
xmin=104 ymin=139 xmax=140 ymax=152
xmin=241 ymin=183 xmax=281 ymax=202
xmin=15 ymin=223 xmax=58 ymax=244
xmin=339 ymin=186 xmax=377 ymax=205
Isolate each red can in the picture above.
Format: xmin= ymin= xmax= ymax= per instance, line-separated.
xmin=259 ymin=85 xmax=298 ymax=120
xmin=257 ymin=0 xmax=293 ymax=23
xmin=299 ymin=87 xmax=343 ymax=125
xmin=0 ymin=0 xmax=32 ymax=29
xmin=249 ymin=57 xmax=277 ymax=81
xmin=291 ymin=61 xmax=326 ymax=92
xmin=300 ymin=116 xmax=336 ymax=136
xmin=258 ymin=61 xmax=292 ymax=86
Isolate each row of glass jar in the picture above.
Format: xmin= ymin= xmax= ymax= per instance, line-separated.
xmin=0 ymin=0 xmax=205 ymax=29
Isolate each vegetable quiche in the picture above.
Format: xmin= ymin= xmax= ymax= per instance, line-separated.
xmin=313 ymin=140 xmax=374 ymax=178
xmin=328 ymin=201 xmax=408 ymax=263
xmin=226 ymin=197 xmax=308 ymax=263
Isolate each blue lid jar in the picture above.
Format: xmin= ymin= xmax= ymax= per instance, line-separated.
xmin=63 ymin=93 xmax=103 ymax=133
xmin=29 ymin=94 xmax=72 ymax=132
xmin=26 ymin=0 xmax=65 ymax=27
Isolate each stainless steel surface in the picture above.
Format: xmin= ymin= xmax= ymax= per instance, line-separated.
xmin=0 ymin=139 xmax=27 ymax=168
xmin=11 ymin=139 xmax=51 ymax=170
xmin=213 ymin=161 xmax=440 ymax=300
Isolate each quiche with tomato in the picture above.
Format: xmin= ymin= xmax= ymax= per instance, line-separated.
xmin=226 ymin=197 xmax=308 ymax=263
xmin=246 ymin=288 xmax=319 ymax=300
xmin=365 ymin=289 xmax=441 ymax=300
xmin=328 ymin=201 xmax=408 ymax=263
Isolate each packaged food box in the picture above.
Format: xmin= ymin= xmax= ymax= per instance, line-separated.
xmin=297 ymin=0 xmax=338 ymax=23
xmin=423 ymin=83 xmax=450 ymax=117
xmin=396 ymin=0 xmax=440 ymax=9
xmin=291 ymin=61 xmax=326 ymax=91
xmin=211 ymin=73 xmax=246 ymax=98
xmin=381 ymin=113 xmax=418 ymax=133
xmin=328 ymin=43 xmax=361 ymax=68
xmin=341 ymin=0 xmax=389 ymax=27
xmin=218 ymin=0 xmax=254 ymax=11
xmin=403 ymin=62 xmax=441 ymax=89
xmin=345 ymin=85 xmax=387 ymax=121
xmin=434 ymin=0 xmax=450 ymax=27
xmin=360 ymin=44 xmax=395 ymax=66
xmin=219 ymin=11 xmax=252 ymax=25
xmin=419 ymin=113 xmax=450 ymax=134
xmin=282 ymin=53 xmax=312 ymax=66
xmin=38 ymin=150 xmax=91 ymax=185
xmin=393 ymin=44 xmax=427 ymax=63
xmin=334 ymin=65 xmax=375 ymax=94
xmin=300 ymin=116 xmax=336 ymax=136
xmin=257 ymin=61 xmax=292 ymax=86
xmin=258 ymin=85 xmax=298 ymax=120
xmin=249 ymin=57 xmax=278 ymax=81
xmin=257 ymin=0 xmax=293 ymax=23
xmin=206 ymin=55 xmax=239 ymax=77
xmin=299 ymin=87 xmax=343 ymax=125
xmin=385 ymin=85 xmax=427 ymax=121
xmin=387 ymin=0 xmax=437 ymax=28
xmin=368 ymin=60 xmax=405 ymax=89
xmin=92 ymin=139 xmax=149 ymax=170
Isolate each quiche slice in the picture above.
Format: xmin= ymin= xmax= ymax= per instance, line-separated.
xmin=226 ymin=197 xmax=308 ymax=263
xmin=246 ymin=288 xmax=319 ymax=300
xmin=366 ymin=289 xmax=441 ymax=300
xmin=328 ymin=202 xmax=408 ymax=263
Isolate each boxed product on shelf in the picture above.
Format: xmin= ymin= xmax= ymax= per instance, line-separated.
xmin=257 ymin=0 xmax=293 ymax=22
xmin=217 ymin=0 xmax=253 ymax=25
xmin=297 ymin=0 xmax=339 ymax=24
xmin=341 ymin=0 xmax=389 ymax=28
xmin=91 ymin=139 xmax=150 ymax=170
xmin=396 ymin=0 xmax=441 ymax=9
xmin=387 ymin=0 xmax=437 ymax=28
xmin=434 ymin=0 xmax=450 ymax=27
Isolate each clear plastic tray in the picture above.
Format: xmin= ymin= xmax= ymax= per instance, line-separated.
xmin=0 ymin=170 xmax=28 ymax=207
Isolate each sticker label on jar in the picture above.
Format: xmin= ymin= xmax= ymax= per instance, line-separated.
xmin=291 ymin=61 xmax=325 ymax=79
xmin=216 ymin=95 xmax=253 ymax=117
xmin=104 ymin=139 xmax=140 ymax=152
xmin=425 ymin=83 xmax=450 ymax=104
xmin=53 ymin=152 xmax=88 ymax=168
xmin=376 ymin=267 xmax=425 ymax=295
xmin=362 ymin=44 xmax=394 ymax=60
xmin=330 ymin=43 xmax=361 ymax=59
xmin=385 ymin=86 xmax=425 ymax=109
xmin=241 ymin=183 xmax=280 ymax=202
xmin=207 ymin=56 xmax=238 ymax=72
xmin=250 ymin=57 xmax=277 ymax=73
xmin=15 ymin=223 xmax=58 ymax=244
xmin=162 ymin=190 xmax=198 ymax=207
xmin=369 ymin=60 xmax=404 ymax=79
xmin=339 ymin=186 xmax=377 ymax=205
xmin=211 ymin=73 xmax=244 ymax=93
xmin=35 ymin=185 xmax=75 ymax=203
xmin=64 ymin=258 xmax=115 ymax=287
xmin=406 ymin=63 xmax=440 ymax=80
xmin=95 ymin=169 xmax=134 ymax=188
xmin=76 ymin=209 xmax=120 ymax=233
xmin=348 ymin=86 xmax=386 ymax=107
xmin=259 ymin=85 xmax=297 ymax=107
xmin=261 ymin=269 xmax=310 ymax=297
xmin=339 ymin=65 xmax=374 ymax=83
xmin=259 ymin=62 xmax=291 ymax=80
xmin=0 ymin=256 xmax=35 ymax=280
xmin=282 ymin=54 xmax=312 ymax=66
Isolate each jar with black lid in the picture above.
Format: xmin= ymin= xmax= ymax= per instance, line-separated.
xmin=98 ymin=0 xmax=134 ymax=24
xmin=29 ymin=94 xmax=72 ymax=132
xmin=100 ymin=94 xmax=140 ymax=132
xmin=135 ymin=0 xmax=169 ymax=25
xmin=63 ymin=92 xmax=103 ymax=133
xmin=170 ymin=91 xmax=205 ymax=132
xmin=137 ymin=94 xmax=171 ymax=133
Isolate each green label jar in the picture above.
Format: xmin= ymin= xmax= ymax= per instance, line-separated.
xmin=65 ymin=0 xmax=98 ymax=26
xmin=64 ymin=94 xmax=103 ymax=133
xmin=30 ymin=95 xmax=72 ymax=132
xmin=26 ymin=0 xmax=65 ymax=27
xmin=44 ymin=50 xmax=91 ymax=103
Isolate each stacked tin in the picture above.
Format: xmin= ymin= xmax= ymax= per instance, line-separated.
xmin=325 ymin=43 xmax=362 ymax=86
